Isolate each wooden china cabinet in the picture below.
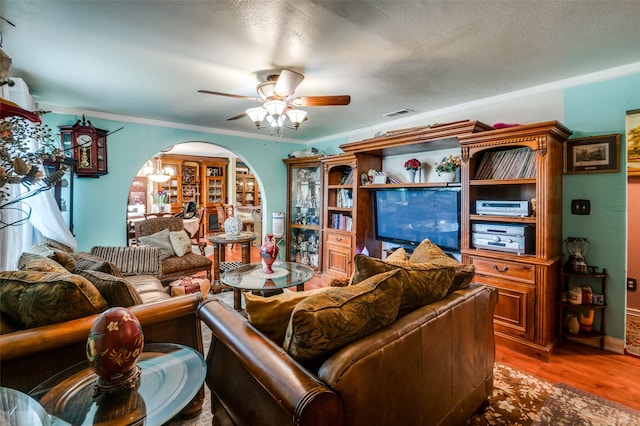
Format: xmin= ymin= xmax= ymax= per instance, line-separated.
xmin=283 ymin=156 xmax=324 ymax=271
xmin=459 ymin=121 xmax=571 ymax=361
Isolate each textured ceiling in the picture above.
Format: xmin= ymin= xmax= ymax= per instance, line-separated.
xmin=3 ymin=1 xmax=640 ymax=142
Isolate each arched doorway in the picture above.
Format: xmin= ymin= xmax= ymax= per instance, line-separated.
xmin=125 ymin=142 xmax=262 ymax=246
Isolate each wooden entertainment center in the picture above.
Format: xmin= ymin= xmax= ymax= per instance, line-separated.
xmin=325 ymin=119 xmax=571 ymax=360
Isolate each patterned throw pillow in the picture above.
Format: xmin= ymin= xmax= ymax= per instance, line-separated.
xmin=90 ymin=246 xmax=162 ymax=277
xmin=72 ymin=252 xmax=125 ymax=277
xmin=0 ymin=270 xmax=108 ymax=329
xmin=385 ymin=247 xmax=407 ymax=263
xmin=137 ymin=228 xmax=176 ymax=259
xmin=41 ymin=237 xmax=75 ymax=253
xmin=169 ymin=230 xmax=192 ymax=257
xmin=76 ymin=270 xmax=143 ymax=307
xmin=408 ymin=238 xmax=475 ymax=291
xmin=244 ymin=287 xmax=330 ymax=345
xmin=17 ymin=253 xmax=68 ymax=273
xmin=282 ymin=269 xmax=402 ymax=370
xmin=26 ymin=244 xmax=76 ymax=272
xmin=351 ymin=254 xmax=455 ymax=316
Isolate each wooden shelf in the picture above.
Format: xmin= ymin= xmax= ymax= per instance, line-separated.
xmin=470 ymin=178 xmax=536 ymax=185
xmin=469 ymin=214 xmax=537 ymax=224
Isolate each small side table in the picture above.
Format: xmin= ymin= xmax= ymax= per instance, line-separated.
xmin=208 ymin=232 xmax=256 ymax=287
xmin=29 ymin=343 xmax=205 ymax=426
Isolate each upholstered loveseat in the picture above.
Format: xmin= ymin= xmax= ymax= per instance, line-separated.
xmin=197 ymin=240 xmax=498 ymax=425
xmin=0 ymin=239 xmax=207 ymax=416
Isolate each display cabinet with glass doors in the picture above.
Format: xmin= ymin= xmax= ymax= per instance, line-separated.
xmin=283 ymin=156 xmax=324 ymax=271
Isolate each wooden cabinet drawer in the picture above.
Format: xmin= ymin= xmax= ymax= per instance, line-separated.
xmin=471 ymin=257 xmax=535 ymax=284
xmin=325 ymin=231 xmax=352 ymax=248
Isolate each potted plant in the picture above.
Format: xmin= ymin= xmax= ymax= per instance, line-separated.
xmin=435 ymin=155 xmax=461 ymax=181
xmin=404 ymin=158 xmax=421 ymax=182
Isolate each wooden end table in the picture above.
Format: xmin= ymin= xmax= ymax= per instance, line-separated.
xmin=208 ymin=232 xmax=256 ymax=286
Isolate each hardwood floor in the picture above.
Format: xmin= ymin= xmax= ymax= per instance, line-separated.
xmin=218 ymin=241 xmax=640 ymax=411
xmin=497 ymin=342 xmax=640 ymax=411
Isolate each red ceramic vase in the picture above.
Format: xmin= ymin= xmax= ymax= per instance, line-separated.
xmin=86 ymin=307 xmax=144 ymax=393
xmin=260 ymin=234 xmax=279 ymax=274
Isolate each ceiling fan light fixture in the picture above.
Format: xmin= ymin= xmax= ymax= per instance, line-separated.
xmin=286 ymin=109 xmax=307 ymax=129
xmin=263 ymin=99 xmax=286 ymax=117
xmin=246 ymin=106 xmax=267 ymax=127
xmin=265 ymin=114 xmax=284 ymax=130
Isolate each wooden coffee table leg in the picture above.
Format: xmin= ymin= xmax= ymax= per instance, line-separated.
xmin=297 ymin=283 xmax=305 ymax=292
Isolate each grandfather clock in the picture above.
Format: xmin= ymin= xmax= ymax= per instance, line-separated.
xmin=60 ymin=116 xmax=108 ymax=177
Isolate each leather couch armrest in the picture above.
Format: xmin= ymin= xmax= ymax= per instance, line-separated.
xmin=0 ymin=294 xmax=204 ymax=393
xmin=197 ymin=298 xmax=346 ymax=426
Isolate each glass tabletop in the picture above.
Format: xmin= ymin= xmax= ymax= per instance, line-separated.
xmin=0 ymin=387 xmax=51 ymax=426
xmin=221 ymin=262 xmax=314 ymax=291
xmin=29 ymin=343 xmax=205 ymax=426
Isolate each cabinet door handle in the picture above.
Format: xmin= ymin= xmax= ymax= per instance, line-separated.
xmin=335 ymin=237 xmax=342 ymax=241
xmin=493 ymin=265 xmax=509 ymax=273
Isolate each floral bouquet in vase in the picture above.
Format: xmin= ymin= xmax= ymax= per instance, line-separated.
xmin=404 ymin=158 xmax=421 ymax=183
xmin=435 ymin=155 xmax=461 ymax=180
xmin=152 ymin=190 xmax=169 ymax=211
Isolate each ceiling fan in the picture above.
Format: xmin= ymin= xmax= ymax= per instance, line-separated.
xmin=198 ymin=69 xmax=351 ymax=133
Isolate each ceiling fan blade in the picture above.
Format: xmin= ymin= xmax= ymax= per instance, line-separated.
xmin=274 ymin=69 xmax=304 ymax=98
xmin=226 ymin=112 xmax=248 ymax=121
xmin=291 ymin=95 xmax=351 ymax=107
xmin=198 ymin=90 xmax=261 ymax=102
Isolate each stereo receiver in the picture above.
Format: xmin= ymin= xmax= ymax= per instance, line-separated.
xmin=476 ymin=200 xmax=529 ymax=217
xmin=472 ymin=223 xmax=534 ymax=255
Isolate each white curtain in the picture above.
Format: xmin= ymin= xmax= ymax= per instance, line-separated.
xmin=0 ymin=78 xmax=76 ymax=270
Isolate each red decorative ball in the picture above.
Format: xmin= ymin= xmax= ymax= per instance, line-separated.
xmin=86 ymin=307 xmax=144 ymax=387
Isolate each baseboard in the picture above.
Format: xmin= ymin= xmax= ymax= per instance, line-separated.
xmin=564 ymin=335 xmax=625 ymax=354
xmin=627 ymin=308 xmax=640 ymax=317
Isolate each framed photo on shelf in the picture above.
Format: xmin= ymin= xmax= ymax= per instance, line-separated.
xmin=563 ymin=134 xmax=620 ymax=174
xmin=627 ymin=109 xmax=640 ymax=176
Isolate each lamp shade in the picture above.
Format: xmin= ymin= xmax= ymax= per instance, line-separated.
xmin=246 ymin=107 xmax=267 ymax=126
xmin=286 ymin=109 xmax=307 ymax=128
xmin=263 ymin=100 xmax=286 ymax=116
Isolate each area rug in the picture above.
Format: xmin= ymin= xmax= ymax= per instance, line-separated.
xmin=625 ymin=313 xmax=640 ymax=358
xmin=467 ymin=364 xmax=553 ymax=425
xmin=533 ymin=382 xmax=640 ymax=425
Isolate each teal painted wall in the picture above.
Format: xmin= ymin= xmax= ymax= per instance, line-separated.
xmin=42 ymin=113 xmax=301 ymax=252
xmin=563 ymin=73 xmax=640 ymax=340
xmin=41 ymin=72 xmax=638 ymax=342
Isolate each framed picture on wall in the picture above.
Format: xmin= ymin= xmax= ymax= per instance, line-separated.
xmin=563 ymin=134 xmax=620 ymax=174
xmin=627 ymin=109 xmax=640 ymax=176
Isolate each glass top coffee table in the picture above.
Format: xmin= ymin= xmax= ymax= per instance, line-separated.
xmin=29 ymin=343 xmax=205 ymax=426
xmin=221 ymin=262 xmax=314 ymax=310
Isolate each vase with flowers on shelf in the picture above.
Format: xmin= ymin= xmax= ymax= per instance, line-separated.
xmin=404 ymin=158 xmax=421 ymax=183
xmin=435 ymin=155 xmax=461 ymax=183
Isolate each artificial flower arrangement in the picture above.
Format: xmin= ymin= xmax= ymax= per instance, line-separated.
xmin=404 ymin=158 xmax=421 ymax=170
xmin=435 ymin=155 xmax=461 ymax=175
xmin=153 ymin=190 xmax=169 ymax=205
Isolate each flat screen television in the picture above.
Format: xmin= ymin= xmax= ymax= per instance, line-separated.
xmin=374 ymin=187 xmax=461 ymax=252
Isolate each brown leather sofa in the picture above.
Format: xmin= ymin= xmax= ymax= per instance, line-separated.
xmin=0 ymin=293 xmax=206 ymax=417
xmin=197 ymin=284 xmax=498 ymax=426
